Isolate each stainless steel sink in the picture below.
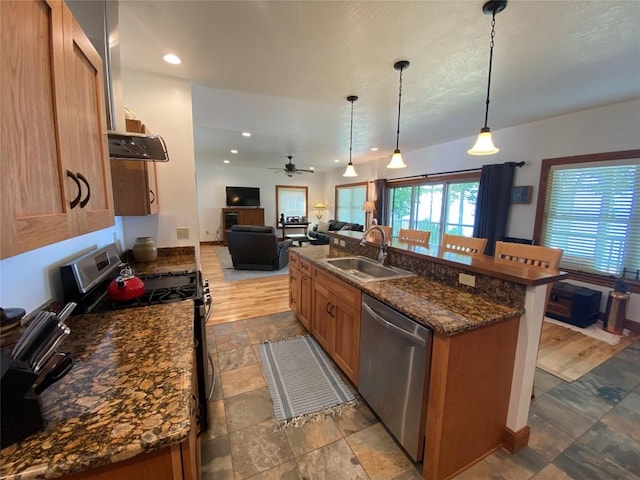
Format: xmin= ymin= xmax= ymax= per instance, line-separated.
xmin=320 ymin=256 xmax=414 ymax=282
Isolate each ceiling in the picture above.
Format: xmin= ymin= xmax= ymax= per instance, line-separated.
xmin=118 ymin=1 xmax=640 ymax=172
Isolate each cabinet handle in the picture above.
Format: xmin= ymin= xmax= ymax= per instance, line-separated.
xmin=330 ymin=305 xmax=336 ymax=318
xmin=149 ymin=189 xmax=156 ymax=204
xmin=77 ymin=172 xmax=91 ymax=208
xmin=66 ymin=170 xmax=81 ymax=209
xmin=326 ymin=302 xmax=332 ymax=316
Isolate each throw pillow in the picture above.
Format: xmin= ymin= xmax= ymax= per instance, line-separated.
xmin=317 ymin=221 xmax=331 ymax=234
xmin=340 ymin=224 xmax=353 ymax=231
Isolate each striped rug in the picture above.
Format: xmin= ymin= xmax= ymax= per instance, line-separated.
xmin=258 ymin=335 xmax=356 ymax=427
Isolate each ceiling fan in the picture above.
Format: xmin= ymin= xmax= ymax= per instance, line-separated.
xmin=268 ymin=155 xmax=314 ymax=178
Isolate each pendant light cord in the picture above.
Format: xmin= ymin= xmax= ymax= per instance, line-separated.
xmin=349 ymin=98 xmax=355 ymax=163
xmin=483 ymin=11 xmax=497 ymax=129
xmin=396 ymin=66 xmax=404 ymax=150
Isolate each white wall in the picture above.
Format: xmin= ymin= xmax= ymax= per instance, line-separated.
xmin=326 ymin=99 xmax=640 ymax=323
xmin=120 ymin=69 xmax=200 ymax=261
xmin=0 ymin=220 xmax=123 ymax=314
xmin=196 ymin=163 xmax=327 ymax=242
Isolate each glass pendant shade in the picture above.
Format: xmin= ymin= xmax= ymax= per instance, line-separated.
xmin=467 ymin=128 xmax=499 ymax=155
xmin=386 ymin=149 xmax=407 ymax=169
xmin=343 ymin=162 xmax=357 ymax=177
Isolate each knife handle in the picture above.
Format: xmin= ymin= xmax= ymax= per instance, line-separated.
xmin=33 ymin=354 xmax=74 ymax=395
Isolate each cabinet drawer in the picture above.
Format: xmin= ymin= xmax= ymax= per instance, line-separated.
xmin=289 ymin=252 xmax=300 ymax=268
xmin=300 ymin=258 xmax=312 ymax=276
xmin=313 ymin=268 xmax=361 ymax=311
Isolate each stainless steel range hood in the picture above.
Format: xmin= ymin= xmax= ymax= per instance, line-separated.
xmin=108 ymin=131 xmax=170 ymax=162
xmin=66 ymin=1 xmax=170 ymax=162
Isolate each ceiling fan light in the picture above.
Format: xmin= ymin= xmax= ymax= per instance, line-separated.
xmin=386 ymin=149 xmax=407 ymax=169
xmin=467 ymin=128 xmax=499 ymax=155
xmin=343 ymin=162 xmax=358 ymax=177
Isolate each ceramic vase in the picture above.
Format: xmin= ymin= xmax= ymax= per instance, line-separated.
xmin=132 ymin=237 xmax=157 ymax=262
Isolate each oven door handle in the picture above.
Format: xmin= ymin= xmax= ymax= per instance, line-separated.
xmin=203 ymin=293 xmax=213 ymax=323
xmin=207 ymin=351 xmax=215 ymax=401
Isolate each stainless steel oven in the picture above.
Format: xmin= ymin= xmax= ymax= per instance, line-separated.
xmin=59 ymin=243 xmax=215 ymax=433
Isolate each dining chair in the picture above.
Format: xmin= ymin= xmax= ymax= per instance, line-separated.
xmin=365 ymin=225 xmax=392 ymax=243
xmin=398 ymin=229 xmax=431 ymax=246
xmin=493 ymin=241 xmax=562 ymax=271
xmin=441 ymin=234 xmax=488 ymax=257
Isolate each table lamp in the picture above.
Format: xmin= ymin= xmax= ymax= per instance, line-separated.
xmin=314 ymin=203 xmax=326 ymax=221
xmin=363 ymin=201 xmax=376 ymax=227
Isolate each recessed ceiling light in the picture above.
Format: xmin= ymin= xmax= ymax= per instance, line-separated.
xmin=370 ymin=147 xmax=378 ymax=151
xmin=334 ymin=159 xmax=340 ymax=163
xmin=310 ymin=167 xmax=315 ymax=170
xmin=223 ymin=160 xmax=230 ymax=164
xmin=242 ymin=132 xmax=251 ymax=137
xmin=163 ymin=53 xmax=181 ymax=65
xmin=230 ymin=149 xmax=238 ymax=154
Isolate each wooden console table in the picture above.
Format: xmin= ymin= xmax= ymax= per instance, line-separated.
xmin=277 ymin=222 xmax=310 ymax=239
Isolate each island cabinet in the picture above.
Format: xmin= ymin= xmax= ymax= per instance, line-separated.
xmin=423 ymin=315 xmax=520 ymax=480
xmin=312 ymin=267 xmax=362 ymax=385
xmin=289 ymin=253 xmax=312 ymax=331
xmin=1 ymin=0 xmax=114 ymax=260
xmin=110 ymin=119 xmax=160 ymax=216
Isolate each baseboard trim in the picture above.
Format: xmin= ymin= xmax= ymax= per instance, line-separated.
xmin=624 ymin=319 xmax=640 ymax=334
xmin=502 ymin=425 xmax=530 ymax=453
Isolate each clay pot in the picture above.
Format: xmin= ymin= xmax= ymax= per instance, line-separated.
xmin=132 ymin=237 xmax=157 ymax=262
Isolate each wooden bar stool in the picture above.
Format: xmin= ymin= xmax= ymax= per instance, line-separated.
xmin=398 ymin=229 xmax=431 ymax=246
xmin=442 ymin=234 xmax=488 ymax=257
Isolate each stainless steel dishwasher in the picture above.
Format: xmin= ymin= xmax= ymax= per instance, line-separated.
xmin=359 ymin=294 xmax=432 ymax=462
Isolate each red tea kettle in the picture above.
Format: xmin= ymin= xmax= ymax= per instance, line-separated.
xmin=107 ymin=265 xmax=145 ymax=302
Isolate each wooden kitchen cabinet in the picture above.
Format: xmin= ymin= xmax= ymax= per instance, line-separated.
xmin=110 ymin=119 xmax=160 ymax=216
xmin=221 ymin=208 xmax=265 ymax=245
xmin=1 ymin=0 xmax=114 ymax=259
xmin=289 ymin=252 xmax=312 ymax=331
xmin=312 ymin=267 xmax=361 ymax=385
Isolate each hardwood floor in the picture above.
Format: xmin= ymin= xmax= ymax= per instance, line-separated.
xmin=201 ymin=244 xmax=290 ymax=325
xmin=537 ymin=320 xmax=639 ymax=382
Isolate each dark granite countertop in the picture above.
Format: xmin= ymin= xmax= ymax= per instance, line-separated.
xmin=0 ymin=301 xmax=195 ymax=480
xmin=123 ymin=246 xmax=198 ymax=276
xmin=291 ymin=245 xmax=524 ymax=335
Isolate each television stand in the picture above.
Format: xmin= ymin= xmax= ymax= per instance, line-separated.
xmin=221 ymin=208 xmax=265 ymax=245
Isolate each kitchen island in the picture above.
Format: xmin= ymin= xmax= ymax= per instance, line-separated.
xmin=0 ymin=250 xmax=200 ymax=480
xmin=290 ymin=232 xmax=566 ymax=480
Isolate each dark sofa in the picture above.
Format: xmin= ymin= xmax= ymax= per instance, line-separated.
xmin=226 ymin=225 xmax=293 ymax=270
xmin=307 ymin=219 xmax=364 ymax=245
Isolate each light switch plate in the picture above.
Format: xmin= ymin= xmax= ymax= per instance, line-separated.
xmin=459 ymin=273 xmax=476 ymax=287
xmin=176 ymin=227 xmax=190 ymax=239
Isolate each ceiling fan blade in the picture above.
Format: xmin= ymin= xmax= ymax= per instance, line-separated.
xmin=297 ymin=169 xmax=315 ymax=173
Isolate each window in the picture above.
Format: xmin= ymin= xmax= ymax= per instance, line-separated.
xmin=276 ymin=185 xmax=308 ymax=223
xmin=535 ymin=151 xmax=639 ymax=290
xmin=335 ymin=182 xmax=367 ymax=225
xmin=387 ymin=176 xmax=479 ymax=241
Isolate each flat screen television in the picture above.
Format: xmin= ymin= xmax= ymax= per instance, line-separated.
xmin=226 ymin=186 xmax=260 ymax=207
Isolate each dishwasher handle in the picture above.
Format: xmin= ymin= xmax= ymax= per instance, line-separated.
xmin=362 ymin=302 xmax=426 ymax=347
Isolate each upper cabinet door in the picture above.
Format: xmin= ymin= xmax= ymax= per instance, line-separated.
xmin=0 ymin=0 xmax=77 ymax=259
xmin=0 ymin=0 xmax=114 ymax=260
xmin=60 ymin=3 xmax=113 ymax=233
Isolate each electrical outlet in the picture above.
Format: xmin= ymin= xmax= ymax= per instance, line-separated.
xmin=333 ymin=238 xmax=339 ymax=245
xmin=459 ymin=273 xmax=476 ymax=287
xmin=176 ymin=227 xmax=190 ymax=239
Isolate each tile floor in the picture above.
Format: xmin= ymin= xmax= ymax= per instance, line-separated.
xmin=201 ymin=311 xmax=640 ymax=480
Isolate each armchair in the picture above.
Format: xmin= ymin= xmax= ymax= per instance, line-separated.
xmin=226 ymin=225 xmax=293 ymax=271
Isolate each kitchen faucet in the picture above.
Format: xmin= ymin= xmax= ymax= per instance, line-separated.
xmin=360 ymin=225 xmax=389 ymax=264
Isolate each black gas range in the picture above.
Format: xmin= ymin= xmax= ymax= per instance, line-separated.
xmin=59 ymin=243 xmax=214 ymax=433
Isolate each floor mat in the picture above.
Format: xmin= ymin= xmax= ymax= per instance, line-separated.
xmin=258 ymin=335 xmax=356 ymax=428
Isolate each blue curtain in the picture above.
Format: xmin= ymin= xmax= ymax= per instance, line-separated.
xmin=473 ymin=162 xmax=517 ymax=256
xmin=374 ymin=179 xmax=388 ymax=225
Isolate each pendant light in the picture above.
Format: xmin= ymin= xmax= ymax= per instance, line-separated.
xmin=343 ymin=95 xmax=358 ymax=177
xmin=468 ymin=0 xmax=507 ymax=156
xmin=387 ymin=60 xmax=409 ymax=169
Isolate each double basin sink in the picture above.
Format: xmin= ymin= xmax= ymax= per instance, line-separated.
xmin=319 ymin=256 xmax=414 ymax=283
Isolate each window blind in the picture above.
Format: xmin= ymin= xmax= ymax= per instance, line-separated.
xmin=541 ymin=160 xmax=639 ymax=278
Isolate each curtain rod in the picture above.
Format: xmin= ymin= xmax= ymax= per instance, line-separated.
xmin=370 ymin=161 xmax=525 ymax=182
